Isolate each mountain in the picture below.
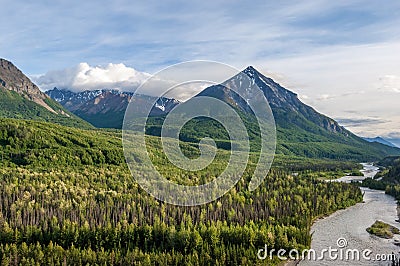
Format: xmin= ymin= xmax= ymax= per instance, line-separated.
xmin=192 ymin=66 xmax=400 ymax=161
xmin=363 ymin=137 xmax=398 ymax=148
xmin=46 ymin=88 xmax=179 ymax=128
xmin=0 ymin=58 xmax=92 ymax=128
xmin=198 ymin=66 xmax=347 ymax=135
xmin=388 ymin=139 xmax=400 ymax=148
xmin=46 ymin=65 xmax=400 ymax=161
xmin=46 ymin=87 xmax=106 ymax=108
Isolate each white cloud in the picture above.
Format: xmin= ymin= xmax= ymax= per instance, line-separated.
xmin=33 ymin=63 xmax=151 ymax=92
xmin=317 ymin=94 xmax=335 ymax=101
xmin=299 ymin=94 xmax=309 ymax=100
xmin=33 ymin=61 xmax=242 ymax=102
xmin=378 ymin=75 xmax=400 ymax=93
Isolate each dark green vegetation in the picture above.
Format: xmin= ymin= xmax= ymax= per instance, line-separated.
xmin=0 ymin=87 xmax=92 ymax=129
xmin=74 ymin=108 xmax=125 ymax=129
xmin=271 ymin=112 xmax=399 ymax=162
xmin=348 ymin=171 xmax=364 ymax=176
xmin=0 ymin=118 xmax=364 ymax=265
xmin=145 ymin=110 xmax=400 ymax=163
xmin=360 ymin=156 xmax=400 ymax=199
xmin=366 ymin=220 xmax=400 ymax=239
xmin=378 ymin=156 xmax=400 ymax=170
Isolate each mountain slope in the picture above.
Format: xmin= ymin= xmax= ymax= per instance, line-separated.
xmin=380 ymin=156 xmax=400 ymax=183
xmin=198 ymin=66 xmax=348 ymax=136
xmin=45 ymin=65 xmax=400 ymax=161
xmin=0 ymin=59 xmax=92 ymax=128
xmin=194 ymin=66 xmax=400 ymax=161
xmin=46 ymin=88 xmax=179 ymax=128
xmin=363 ymin=137 xmax=398 ymax=148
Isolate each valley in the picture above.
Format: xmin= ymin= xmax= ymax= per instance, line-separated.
xmin=1 ymin=59 xmax=399 ymax=265
xmin=301 ymin=164 xmax=400 ymax=266
xmin=0 ymin=118 xmax=364 ymax=265
xmin=3 ymin=1 xmax=400 ymax=265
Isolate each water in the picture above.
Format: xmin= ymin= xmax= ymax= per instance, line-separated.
xmin=333 ymin=163 xmax=380 ymax=183
xmin=300 ymin=164 xmax=400 ymax=265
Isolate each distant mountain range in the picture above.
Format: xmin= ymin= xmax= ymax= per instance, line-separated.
xmin=46 ymin=88 xmax=179 ymax=128
xmin=1 ymin=58 xmax=399 ymax=161
xmin=363 ymin=137 xmax=398 ymax=148
xmin=0 ymin=58 xmax=92 ymax=128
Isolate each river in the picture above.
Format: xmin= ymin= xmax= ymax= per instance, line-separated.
xmin=300 ymin=163 xmax=400 ymax=265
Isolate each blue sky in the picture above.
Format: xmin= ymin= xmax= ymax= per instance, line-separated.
xmin=1 ymin=0 xmax=400 ymax=141
xmin=2 ymin=0 xmax=399 ymax=73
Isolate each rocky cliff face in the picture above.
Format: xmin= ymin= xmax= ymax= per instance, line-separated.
xmin=46 ymin=88 xmax=180 ymax=128
xmin=47 ymin=88 xmax=180 ymax=115
xmin=0 ymin=58 xmax=59 ymax=114
xmin=0 ymin=58 xmax=92 ymax=128
xmin=198 ymin=66 xmax=349 ymax=135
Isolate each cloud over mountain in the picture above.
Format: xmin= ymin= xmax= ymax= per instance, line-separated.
xmin=33 ymin=63 xmax=151 ymax=92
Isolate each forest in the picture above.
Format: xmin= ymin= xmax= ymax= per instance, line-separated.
xmin=360 ymin=156 xmax=400 ymax=200
xmin=0 ymin=118 xmax=364 ymax=265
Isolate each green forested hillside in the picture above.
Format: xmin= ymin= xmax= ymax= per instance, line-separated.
xmin=73 ymin=108 xmax=126 ymax=129
xmin=146 ymin=113 xmax=400 ymax=162
xmin=360 ymin=156 xmax=400 ymax=200
xmin=380 ymin=157 xmax=400 ymax=199
xmin=379 ymin=157 xmax=400 ymax=182
xmin=0 ymin=87 xmax=92 ymax=129
xmin=0 ymin=58 xmax=93 ymax=129
xmin=0 ymin=118 xmax=364 ymax=265
xmin=274 ymin=117 xmax=400 ymax=161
